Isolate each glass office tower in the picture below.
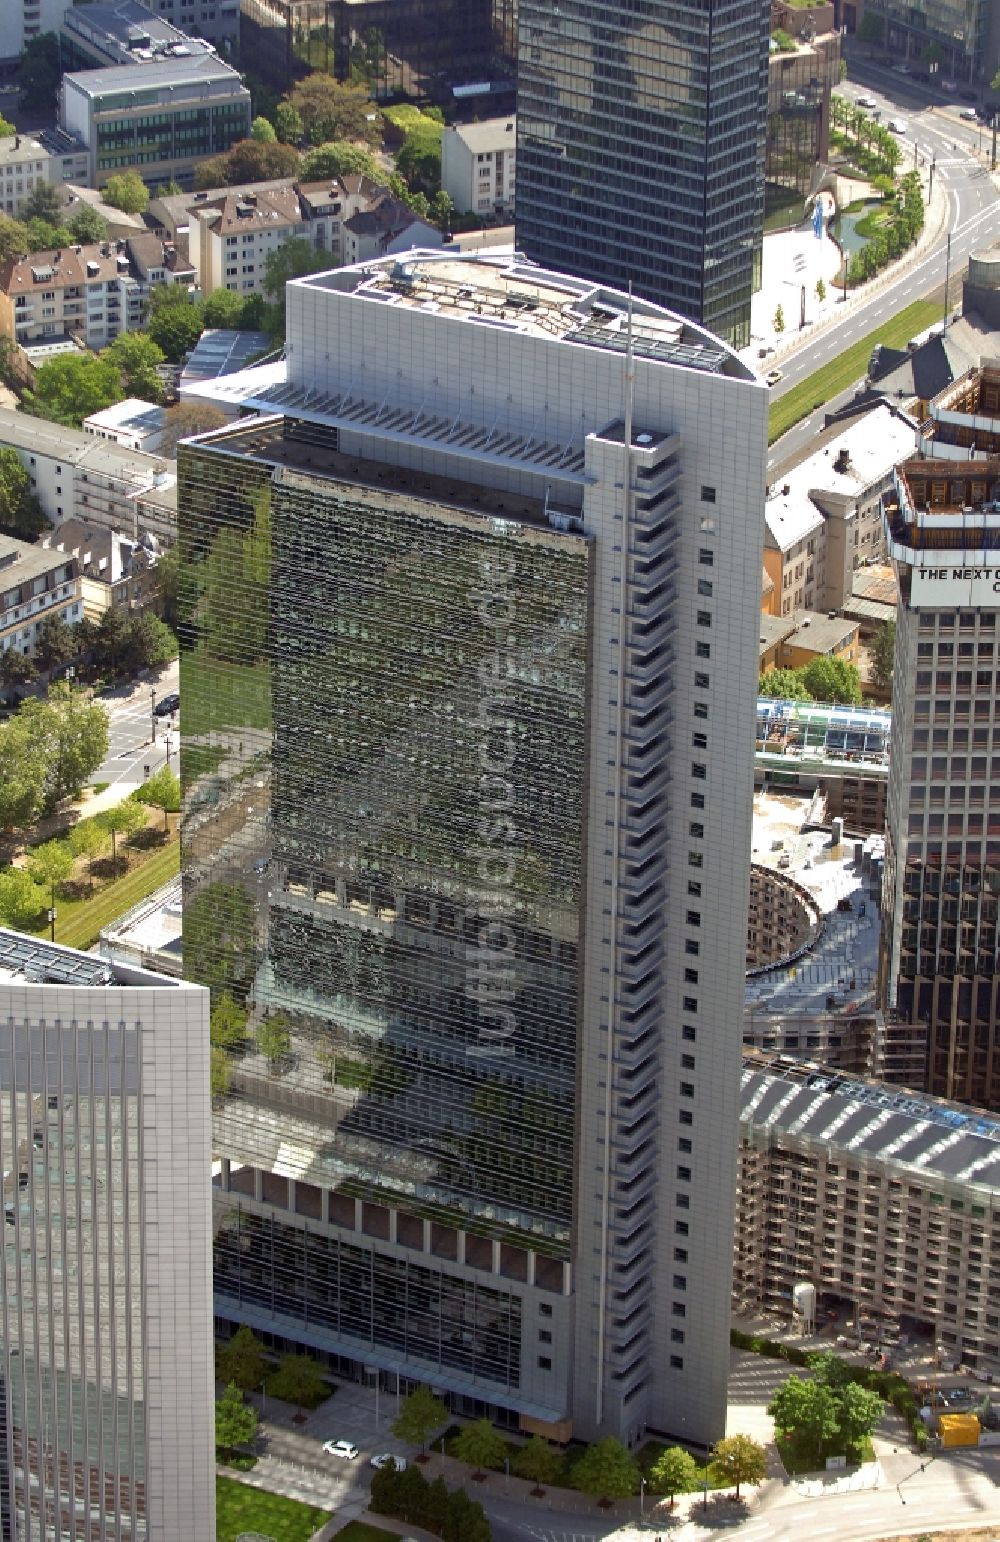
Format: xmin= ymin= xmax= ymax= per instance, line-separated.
xmin=180 ymin=250 xmax=768 ymax=1447
xmin=515 ymin=0 xmax=769 ymax=347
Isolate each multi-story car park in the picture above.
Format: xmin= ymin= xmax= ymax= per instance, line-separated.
xmin=178 ymin=248 xmax=769 ymax=1449
xmin=736 ymin=1048 xmax=1000 ymax=1377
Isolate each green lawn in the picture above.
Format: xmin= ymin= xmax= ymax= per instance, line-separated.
xmin=35 ymin=840 xmax=180 ymax=951
xmin=336 ymin=1523 xmax=399 ymax=1542
xmin=768 ymin=298 xmax=942 ymax=445
xmin=216 ymin=1475 xmax=331 ymax=1542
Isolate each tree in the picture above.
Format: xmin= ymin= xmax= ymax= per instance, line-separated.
xmin=709 ymin=1434 xmax=767 ymax=1498
xmin=833 ymin=1383 xmax=884 ymax=1449
xmin=396 ymin=131 xmax=442 ymax=197
xmin=773 ymin=304 xmax=786 ymax=335
xmin=157 ymin=401 xmax=228 ymax=458
xmin=26 ymin=839 xmax=74 ymax=915
xmin=571 ymin=1437 xmax=640 ymax=1501
xmin=858 ymin=11 xmax=884 ymax=44
xmin=265 ymin=1353 xmax=329 ymax=1411
xmin=452 ymin=1417 xmax=507 ymax=1472
xmin=0 ymin=715 xmax=45 ymax=829
xmin=0 ymin=114 xmax=14 ymax=138
xmin=134 ymin=765 xmax=180 ymax=829
xmin=511 ymin=1434 xmax=563 ymax=1486
xmin=68 ymin=816 xmax=109 ymax=891
xmin=18 ymin=687 xmax=110 ymax=814
xmin=24 ymin=216 xmax=73 ymax=251
xmin=33 ymin=614 xmax=78 ymax=676
xmin=300 ymin=141 xmax=384 ymax=183
xmin=24 ymin=354 xmax=123 ymax=427
xmin=126 ymin=612 xmax=178 ymax=671
xmin=768 ymin=1376 xmax=841 ymax=1465
xmin=0 ymin=867 xmax=44 ymax=928
xmin=209 ymin=990 xmax=248 ymax=1050
xmin=0 ymin=214 xmax=29 ymax=264
xmin=815 ymin=277 xmax=826 ymax=303
xmin=800 ymin=654 xmax=862 ymax=705
xmin=870 ymin=619 xmax=895 ymax=691
xmin=147 ymin=296 xmax=204 ymax=362
xmin=194 ymin=138 xmax=301 ymax=189
xmin=250 ymin=115 xmax=277 ymax=143
xmin=215 ymin=1383 xmax=259 ymax=1456
xmin=100 ymin=798 xmax=147 ymax=877
xmin=216 ymin=1325 xmax=268 ymax=1392
xmin=262 ymin=236 xmax=330 ymax=329
xmin=0 ymin=446 xmax=37 ymax=539
xmin=391 ymin=1384 xmax=448 ymax=1453
xmin=200 ymin=287 xmax=246 ymax=328
xmin=759 ymin=666 xmax=810 ymax=700
xmin=21 ymin=181 xmax=63 ymax=224
xmin=430 ymin=188 xmax=455 ymax=231
xmin=290 ymin=75 xmax=381 ymax=146
xmin=19 ymin=33 xmax=61 ymax=114
xmin=102 ymin=333 xmax=166 ymax=403
xmin=274 ymin=100 xmax=304 ymax=144
xmin=257 ymin=1013 xmax=291 ymax=1072
xmin=68 ymin=205 xmax=108 ymax=244
xmin=649 ymin=1445 xmax=698 ymax=1503
xmin=0 ymin=650 xmax=36 ymax=692
xmin=103 ymin=170 xmax=150 ymax=215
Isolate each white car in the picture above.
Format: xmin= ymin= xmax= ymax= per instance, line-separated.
xmin=370 ymin=1453 xmax=408 ymax=1472
xmin=323 ymin=1439 xmax=359 ymax=1460
xmin=765 ymin=368 xmax=783 ymax=387
xmin=888 ymin=118 xmax=908 ymax=135
xmin=960 ymin=105 xmax=978 ymax=119
xmin=856 ymin=94 xmax=877 ymax=109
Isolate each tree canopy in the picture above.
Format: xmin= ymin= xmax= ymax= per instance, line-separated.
xmin=391 ymin=1384 xmax=447 ymax=1452
xmin=510 ymin=1434 xmax=563 ymax=1486
xmin=215 ymin=1383 xmax=259 ymax=1455
xmin=767 ymin=1376 xmax=843 ymax=1464
xmin=250 ymin=115 xmax=277 ymax=143
xmin=760 ymin=655 xmax=863 ymax=706
xmin=67 ymin=205 xmax=109 ymax=244
xmin=265 ymin=1353 xmax=328 ymax=1411
xmin=290 ymin=75 xmax=381 ymax=146
xmin=262 ymin=236 xmax=331 ymax=328
xmin=451 ymin=1418 xmax=507 ymax=1472
xmin=216 ymin=1325 xmax=268 ymax=1392
xmin=134 ymin=766 xmax=180 ymax=828
xmin=274 ymin=100 xmax=304 ymax=144
xmin=146 ymin=293 xmax=205 ymax=363
xmin=21 ymin=182 xmax=63 ymax=224
xmin=649 ymin=1444 xmax=698 ymax=1501
xmin=709 ymin=1434 xmax=767 ymax=1497
xmin=0 ymin=446 xmax=49 ymax=541
xmin=23 ymin=354 xmax=123 ymax=427
xmin=0 ymin=214 xmax=29 ymax=264
xmin=570 ymin=1437 xmax=640 ymax=1500
xmin=0 ymin=866 xmax=45 ymax=927
xmin=300 ymin=140 xmax=384 ymax=183
xmin=101 ymin=332 xmax=166 ymax=403
xmin=157 ymin=401 xmax=229 ymax=459
xmin=103 ymin=170 xmax=150 ymax=214
xmin=194 ymin=138 xmax=301 ymax=189
xmin=870 ymin=619 xmax=895 ymax=692
xmin=0 ymin=687 xmax=109 ymax=822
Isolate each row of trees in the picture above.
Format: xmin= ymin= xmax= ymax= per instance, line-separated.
xmin=830 ymin=94 xmax=902 ymax=178
xmin=370 ymin=1463 xmax=491 ymax=1541
xmin=847 ymin=172 xmax=924 ymax=286
xmin=0 ymin=607 xmax=177 ymax=695
xmin=759 ymin=655 xmax=863 ymax=705
xmin=768 ymin=1352 xmax=884 ymax=1466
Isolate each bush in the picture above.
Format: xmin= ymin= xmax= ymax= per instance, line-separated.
xmin=370 ymin=1464 xmax=491 ymax=1539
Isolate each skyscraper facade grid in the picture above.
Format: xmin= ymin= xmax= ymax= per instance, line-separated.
xmin=514 ymin=0 xmax=770 ymax=347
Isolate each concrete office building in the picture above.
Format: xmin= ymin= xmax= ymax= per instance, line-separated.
xmin=736 ymin=1049 xmax=1000 ymax=1375
xmin=514 ymin=0 xmax=769 ymax=348
xmin=0 ymin=929 xmax=214 ymax=1540
xmin=178 ymin=250 xmax=768 ymax=1448
xmin=879 ymin=403 xmax=1000 ymax=1110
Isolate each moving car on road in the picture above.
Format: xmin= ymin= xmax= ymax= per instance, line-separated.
xmin=154 ymin=692 xmax=180 ymax=717
xmin=888 ymin=118 xmax=908 ymax=134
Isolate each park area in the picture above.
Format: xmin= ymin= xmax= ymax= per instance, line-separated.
xmin=216 ymin=1476 xmax=330 ymax=1542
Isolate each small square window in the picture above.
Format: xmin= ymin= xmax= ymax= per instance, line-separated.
xmin=695 ymin=671 xmax=710 ymax=688
xmin=673 ymin=1273 xmax=687 ymax=1288
xmin=538 ymin=1329 xmax=552 ymax=1343
xmin=678 ymin=1139 xmax=691 ymax=1154
xmin=670 ymin=1354 xmax=684 ymax=1369
xmin=686 ymin=910 xmax=700 ymax=926
xmin=680 ymin=1081 xmax=695 ymax=1097
xmin=672 ymin=1301 xmax=686 ymax=1316
xmin=679 ymin=1108 xmax=693 ymax=1126
xmin=701 ymin=486 xmax=716 ymax=502
xmin=677 ymin=1191 xmax=690 ymax=1208
xmin=682 ymin=995 xmax=698 ymax=1012
xmin=687 ymin=881 xmax=701 ymax=897
xmin=684 ymin=967 xmax=698 ymax=983
xmin=539 ymin=1303 xmax=552 ymax=1317
xmin=697 ymin=610 xmax=712 ymax=627
xmin=538 ymin=1355 xmax=552 ymax=1369
xmin=671 ymin=1328 xmax=685 ymax=1343
xmin=682 ymin=1025 xmax=696 ymax=1042
xmin=690 ymin=792 xmax=705 ymax=809
xmin=691 ymin=762 xmax=706 ymax=779
xmin=681 ymin=1053 xmax=695 ymax=1069
xmin=692 ymin=730 xmax=707 ymax=747
xmin=685 ymin=939 xmax=699 ymax=956
xmin=698 ymin=548 xmax=714 ymax=566
xmin=688 ymin=852 xmax=703 ymax=868
xmin=675 ymin=1219 xmax=688 ymax=1235
xmin=697 ymin=579 xmax=713 ymax=597
xmin=694 ymin=702 xmax=708 ymax=719
xmin=690 ymin=821 xmax=704 ymax=838
xmin=696 ymin=641 xmax=711 ymax=658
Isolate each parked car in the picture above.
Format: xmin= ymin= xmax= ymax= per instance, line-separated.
xmin=960 ymin=106 xmax=978 ymax=119
xmin=323 ymin=1440 xmax=359 ymax=1460
xmin=370 ymin=1453 xmax=408 ymax=1472
xmin=154 ymin=692 xmax=180 ymax=717
xmin=765 ymin=368 xmax=783 ymax=387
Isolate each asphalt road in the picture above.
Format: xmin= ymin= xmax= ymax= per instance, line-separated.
xmin=767 ymin=62 xmax=1000 ymax=473
xmin=91 ymin=659 xmax=179 ymax=790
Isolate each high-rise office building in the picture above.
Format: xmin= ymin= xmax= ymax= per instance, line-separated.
xmin=179 ymin=249 xmax=767 ymax=1447
xmin=514 ymin=0 xmax=769 ymax=347
xmin=0 ymin=929 xmax=215 ymax=1540
xmin=880 ymin=377 xmax=1000 ymax=1109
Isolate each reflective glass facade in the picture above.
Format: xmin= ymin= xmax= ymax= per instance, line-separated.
xmin=180 ymin=422 xmax=590 ymax=1405
xmin=515 ymin=0 xmax=769 ymax=347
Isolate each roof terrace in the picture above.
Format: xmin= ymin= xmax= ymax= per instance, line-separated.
xmin=884 ymin=454 xmax=1000 ymax=559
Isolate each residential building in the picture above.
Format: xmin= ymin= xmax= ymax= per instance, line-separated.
xmin=60 ymin=51 xmax=251 ymax=191
xmin=879 ymin=425 xmax=1000 ymax=1111
xmin=766 ymin=19 xmax=840 ymax=207
xmin=514 ymin=0 xmax=770 ymax=347
xmin=773 ymin=611 xmax=861 ymax=671
xmin=339 ymin=192 xmax=442 ymax=264
xmin=0 ymin=929 xmax=214 ymax=1539
xmin=0 ymin=407 xmax=177 ymax=542
xmin=441 ymin=117 xmax=516 ymax=218
xmin=0 ymin=235 xmax=175 ymax=354
xmin=736 ymin=1049 xmax=1000 ymax=1376
xmin=84 ymin=398 xmax=169 ymax=453
xmin=0 ymin=133 xmax=90 ymax=220
xmin=178 ymin=250 xmax=768 ymax=1448
xmin=41 ymin=516 xmax=163 ymax=617
xmin=764 ymin=404 xmax=917 ymax=616
xmin=0 ymin=534 xmax=83 ymax=660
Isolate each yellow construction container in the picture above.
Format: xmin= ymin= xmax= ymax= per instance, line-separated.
xmin=939 ymin=1412 xmax=981 ymax=1448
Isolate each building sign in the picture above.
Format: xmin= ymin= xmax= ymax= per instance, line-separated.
xmin=910 ymin=566 xmax=1000 ymax=608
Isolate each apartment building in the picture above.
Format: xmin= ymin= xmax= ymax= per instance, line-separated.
xmin=763 ymin=404 xmax=917 ymax=618
xmin=0 ymin=535 xmax=83 ymax=660
xmin=0 ymin=407 xmax=177 ymax=542
xmin=441 ymin=117 xmax=516 ymax=217
xmin=736 ymin=1049 xmax=1000 ymax=1377
xmin=61 ymin=50 xmax=251 ymax=190
xmin=0 ymin=930 xmax=215 ymax=1539
xmin=0 ymin=132 xmax=91 ymax=220
xmin=879 ymin=426 xmax=1000 ymax=1109
xmin=178 ymin=250 xmax=769 ymax=1448
xmin=0 ymin=236 xmax=168 ymax=353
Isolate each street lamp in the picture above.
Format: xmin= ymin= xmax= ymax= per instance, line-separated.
xmin=504 ymin=1455 xmax=510 ymax=1493
xmin=639 ymin=1474 xmax=645 ymax=1518
xmin=150 ymin=686 xmax=157 ymax=742
xmin=47 ymin=907 xmax=56 ymax=943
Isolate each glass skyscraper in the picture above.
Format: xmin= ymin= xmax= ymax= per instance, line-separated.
xmin=180 ymin=249 xmax=768 ymax=1447
xmin=514 ymin=0 xmax=769 ymax=347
